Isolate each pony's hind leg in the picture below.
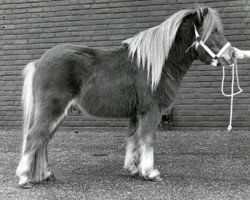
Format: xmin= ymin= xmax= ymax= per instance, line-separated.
xmin=16 ymin=121 xmax=53 ymax=188
xmin=16 ymin=99 xmax=74 ymax=188
xmin=137 ymin=107 xmax=162 ymax=181
xmin=124 ymin=116 xmax=140 ymax=176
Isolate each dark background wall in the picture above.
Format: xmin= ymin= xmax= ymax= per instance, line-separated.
xmin=0 ymin=0 xmax=250 ymax=130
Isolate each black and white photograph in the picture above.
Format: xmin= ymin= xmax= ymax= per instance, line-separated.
xmin=0 ymin=0 xmax=249 ymax=199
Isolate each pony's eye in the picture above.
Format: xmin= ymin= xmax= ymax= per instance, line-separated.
xmin=214 ymin=28 xmax=220 ymax=34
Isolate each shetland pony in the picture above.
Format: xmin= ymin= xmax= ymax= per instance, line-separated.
xmin=16 ymin=7 xmax=234 ymax=188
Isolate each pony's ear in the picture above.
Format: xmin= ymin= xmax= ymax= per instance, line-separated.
xmin=201 ymin=7 xmax=209 ymax=17
xmin=192 ymin=9 xmax=203 ymax=28
xmin=192 ymin=7 xmax=209 ymax=28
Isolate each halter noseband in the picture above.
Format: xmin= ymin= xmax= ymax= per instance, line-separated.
xmin=192 ymin=25 xmax=231 ymax=67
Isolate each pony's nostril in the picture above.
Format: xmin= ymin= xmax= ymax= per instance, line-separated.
xmin=232 ymin=51 xmax=235 ymax=58
xmin=230 ymin=46 xmax=235 ymax=58
xmin=220 ymin=56 xmax=227 ymax=63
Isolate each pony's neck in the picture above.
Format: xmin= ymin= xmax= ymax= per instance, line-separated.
xmin=154 ymin=21 xmax=197 ymax=106
xmin=163 ymin=21 xmax=198 ymax=82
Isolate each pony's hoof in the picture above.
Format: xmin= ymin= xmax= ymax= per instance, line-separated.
xmin=131 ymin=170 xmax=139 ymax=177
xmin=124 ymin=164 xmax=139 ymax=177
xmin=125 ymin=169 xmax=139 ymax=177
xmin=18 ymin=181 xmax=34 ymax=189
xmin=44 ymin=174 xmax=56 ymax=181
xmin=142 ymin=169 xmax=163 ymax=182
xmin=128 ymin=168 xmax=139 ymax=177
xmin=151 ymin=175 xmax=163 ymax=182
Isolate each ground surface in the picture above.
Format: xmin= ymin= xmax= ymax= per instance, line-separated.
xmin=0 ymin=129 xmax=249 ymax=200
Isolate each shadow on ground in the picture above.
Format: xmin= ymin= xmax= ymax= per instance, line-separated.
xmin=0 ymin=129 xmax=249 ymax=200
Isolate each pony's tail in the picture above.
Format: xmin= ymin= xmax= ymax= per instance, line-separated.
xmin=21 ymin=61 xmax=36 ymax=153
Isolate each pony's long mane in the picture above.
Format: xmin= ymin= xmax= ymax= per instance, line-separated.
xmin=122 ymin=7 xmax=223 ymax=90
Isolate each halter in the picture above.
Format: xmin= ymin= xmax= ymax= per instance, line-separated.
xmin=192 ymin=25 xmax=231 ymax=67
xmin=187 ymin=25 xmax=243 ymax=131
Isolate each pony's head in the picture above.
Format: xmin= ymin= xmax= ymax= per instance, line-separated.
xmin=123 ymin=6 xmax=234 ymax=90
xmin=189 ymin=7 xmax=234 ymax=67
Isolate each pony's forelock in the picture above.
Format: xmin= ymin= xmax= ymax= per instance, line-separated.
xmin=123 ymin=7 xmax=223 ymax=90
xmin=200 ymin=7 xmax=223 ymax=42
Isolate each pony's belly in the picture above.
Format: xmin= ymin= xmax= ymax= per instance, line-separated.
xmin=80 ymin=84 xmax=137 ymax=118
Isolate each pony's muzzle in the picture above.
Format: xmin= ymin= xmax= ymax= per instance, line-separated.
xmin=219 ymin=45 xmax=234 ymax=66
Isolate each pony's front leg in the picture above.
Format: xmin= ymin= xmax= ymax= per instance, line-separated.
xmin=137 ymin=107 xmax=162 ymax=181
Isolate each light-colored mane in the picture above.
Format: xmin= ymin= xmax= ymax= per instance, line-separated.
xmin=123 ymin=7 xmax=223 ymax=90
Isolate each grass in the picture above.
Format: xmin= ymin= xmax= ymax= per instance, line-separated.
xmin=0 ymin=129 xmax=249 ymax=200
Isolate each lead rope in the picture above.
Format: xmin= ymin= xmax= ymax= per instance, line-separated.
xmin=221 ymin=58 xmax=243 ymax=131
